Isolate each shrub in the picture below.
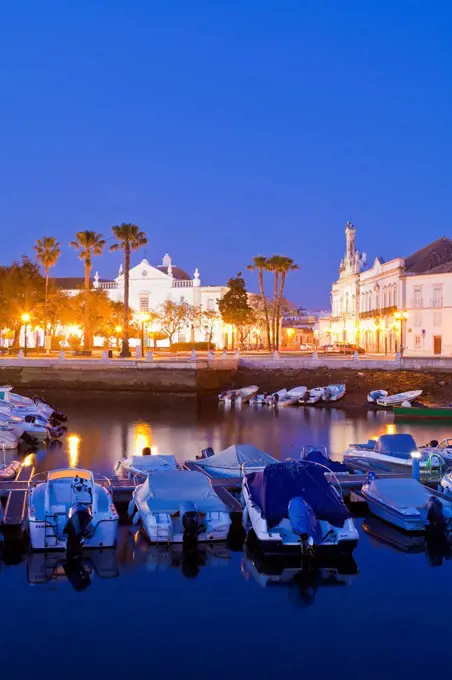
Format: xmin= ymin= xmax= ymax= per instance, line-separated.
xmin=170 ymin=341 xmax=216 ymax=352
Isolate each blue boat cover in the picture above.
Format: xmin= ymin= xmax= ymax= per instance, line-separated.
xmin=304 ymin=450 xmax=349 ymax=473
xmin=246 ymin=461 xmax=351 ymax=529
xmin=374 ymin=434 xmax=417 ymax=459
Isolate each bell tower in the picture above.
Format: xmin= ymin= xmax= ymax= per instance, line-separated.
xmin=340 ymin=221 xmax=365 ymax=276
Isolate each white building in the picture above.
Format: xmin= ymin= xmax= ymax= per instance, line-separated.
xmin=329 ymin=225 xmax=452 ymax=356
xmin=55 ymin=253 xmax=228 ymax=348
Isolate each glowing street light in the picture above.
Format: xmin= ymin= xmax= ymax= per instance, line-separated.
xmin=21 ymin=313 xmax=31 ymax=356
xmin=394 ymin=310 xmax=409 ymax=357
xmin=136 ymin=312 xmax=151 ymax=357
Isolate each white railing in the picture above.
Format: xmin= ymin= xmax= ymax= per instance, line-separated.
xmin=172 ymin=280 xmax=193 ymax=288
xmin=99 ymin=282 xmax=119 ymax=290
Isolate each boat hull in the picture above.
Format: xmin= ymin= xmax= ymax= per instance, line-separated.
xmin=361 ymin=491 xmax=427 ymax=532
xmin=394 ymin=406 xmax=452 ymax=419
xmin=29 ymin=518 xmax=119 ymax=551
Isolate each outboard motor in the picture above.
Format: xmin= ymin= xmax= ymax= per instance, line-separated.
xmin=24 ymin=414 xmax=36 ymax=424
xmin=288 ymin=496 xmax=321 ymax=553
xmin=180 ymin=501 xmax=201 ymax=542
xmin=429 ymin=440 xmax=439 ymax=448
xmin=48 ymin=425 xmax=67 ymax=439
xmin=20 ymin=432 xmax=39 ymax=448
xmin=198 ymin=447 xmax=214 ymax=460
xmin=51 ymin=410 xmax=68 ymax=424
xmin=64 ymin=502 xmax=93 ymax=555
xmin=426 ymin=496 xmax=446 ymax=536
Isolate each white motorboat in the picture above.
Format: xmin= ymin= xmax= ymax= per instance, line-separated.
xmin=267 ymin=386 xmax=307 ymax=407
xmin=0 ymin=387 xmax=68 ymax=423
xmin=194 ymin=443 xmax=277 ymax=478
xmin=421 ymin=438 xmax=452 ymax=464
xmin=299 ymin=387 xmax=326 ymax=405
xmin=376 ymin=390 xmax=423 ymax=407
xmin=264 ymin=388 xmax=287 ymax=406
xmin=218 ymin=385 xmax=258 ymax=404
xmin=129 ymin=470 xmax=232 ymax=543
xmin=361 ymin=475 xmax=452 ymax=532
xmin=0 ymin=410 xmax=65 ymax=441
xmin=28 ymin=469 xmax=119 ymax=551
xmin=322 ymin=384 xmax=346 ymax=402
xmin=0 ymin=424 xmax=21 ymax=449
xmin=116 ymin=451 xmax=179 ymax=478
xmin=367 ymin=390 xmax=389 ymax=404
xmin=344 ymin=433 xmax=436 ymax=469
xmin=242 ymin=461 xmax=359 ymax=555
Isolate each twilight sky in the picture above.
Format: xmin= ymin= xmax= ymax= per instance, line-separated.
xmin=1 ymin=1 xmax=451 ymax=308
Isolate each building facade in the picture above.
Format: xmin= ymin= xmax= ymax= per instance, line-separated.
xmin=329 ymin=225 xmax=452 ymax=356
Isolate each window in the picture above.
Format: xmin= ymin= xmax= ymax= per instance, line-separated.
xmin=413 ymin=287 xmax=422 ymax=308
xmin=415 ymin=335 xmax=422 ymax=348
xmin=433 ymin=312 xmax=441 ymax=326
xmin=139 ymin=295 xmax=149 ymax=312
xmin=375 ymin=291 xmax=380 ymax=309
xmin=414 ymin=312 xmax=422 ymax=327
xmin=383 ymin=289 xmax=388 ymax=308
xmin=393 ymin=284 xmax=397 ymax=306
xmin=433 ymin=286 xmax=442 ymax=308
xmin=207 ymin=298 xmax=215 ymax=310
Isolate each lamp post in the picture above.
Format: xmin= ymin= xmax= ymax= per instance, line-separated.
xmin=136 ymin=313 xmax=150 ymax=357
xmin=394 ymin=311 xmax=409 ymax=358
xmin=115 ymin=325 xmax=122 ymax=354
xmin=21 ymin=313 xmax=30 ymax=356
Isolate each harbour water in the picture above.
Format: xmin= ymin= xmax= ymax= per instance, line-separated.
xmin=3 ymin=392 xmax=452 ymax=680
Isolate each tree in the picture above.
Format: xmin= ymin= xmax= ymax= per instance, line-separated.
xmin=194 ymin=307 xmax=220 ymax=350
xmin=247 ymin=256 xmax=271 ymax=350
xmin=275 ymin=257 xmax=299 ymax=349
xmin=218 ymin=273 xmax=254 ymax=349
xmin=265 ymin=255 xmax=299 ymax=350
xmin=70 ymin=231 xmax=106 ymax=349
xmin=156 ymin=300 xmax=194 ymax=345
xmin=0 ymin=258 xmax=45 ymax=345
xmin=33 ymin=236 xmax=61 ymax=343
xmin=110 ymin=223 xmax=148 ymax=357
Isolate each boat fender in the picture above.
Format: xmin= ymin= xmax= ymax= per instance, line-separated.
xmin=427 ymin=497 xmax=445 ymax=535
xmin=63 ymin=502 xmax=93 ymax=554
xmin=180 ymin=501 xmax=200 ymax=541
xmin=288 ymin=497 xmax=320 ymax=545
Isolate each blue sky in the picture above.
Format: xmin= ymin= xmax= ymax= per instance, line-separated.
xmin=1 ymin=0 xmax=451 ymax=307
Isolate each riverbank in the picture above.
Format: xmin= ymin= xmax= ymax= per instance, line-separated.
xmin=229 ymin=367 xmax=452 ymax=408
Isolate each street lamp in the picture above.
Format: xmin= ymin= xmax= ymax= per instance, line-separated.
xmin=21 ymin=313 xmax=30 ymax=356
xmin=394 ymin=311 xmax=409 ymax=357
xmin=115 ymin=325 xmax=122 ymax=353
xmin=136 ymin=313 xmax=150 ymax=357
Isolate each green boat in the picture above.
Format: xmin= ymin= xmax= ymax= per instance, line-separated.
xmin=394 ymin=406 xmax=452 ymax=419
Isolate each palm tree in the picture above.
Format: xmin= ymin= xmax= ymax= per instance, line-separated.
xmin=275 ymin=257 xmax=299 ymax=349
xmin=110 ymin=223 xmax=148 ymax=357
xmin=70 ymin=231 xmax=106 ymax=349
xmin=34 ymin=236 xmax=61 ymax=344
xmin=266 ymin=255 xmax=284 ymax=350
xmin=247 ymin=256 xmax=271 ymax=350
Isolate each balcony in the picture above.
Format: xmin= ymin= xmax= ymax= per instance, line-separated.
xmin=99 ymin=281 xmax=118 ymax=290
xmin=172 ymin=280 xmax=193 ymax=288
xmin=359 ymin=306 xmax=398 ymax=319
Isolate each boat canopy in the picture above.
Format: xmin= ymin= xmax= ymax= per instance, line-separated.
xmin=366 ymin=478 xmax=432 ymax=508
xmin=129 ymin=454 xmax=177 ymax=470
xmin=143 ymin=471 xmax=228 ymax=513
xmin=303 ymin=449 xmax=349 ymax=473
xmin=374 ymin=434 xmax=417 ymax=458
xmin=246 ymin=461 xmax=351 ymax=529
xmin=196 ymin=444 xmax=277 ymax=471
xmin=48 ymin=469 xmax=92 ymax=481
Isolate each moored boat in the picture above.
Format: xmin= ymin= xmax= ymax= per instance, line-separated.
xmin=218 ymin=385 xmax=258 ymax=404
xmin=242 ymin=461 xmax=359 ymax=555
xmin=194 ymin=443 xmax=277 ymax=478
xmin=361 ymin=475 xmax=452 ymax=533
xmin=299 ymin=387 xmax=326 ymax=405
xmin=129 ymin=470 xmax=232 ymax=543
xmin=376 ymin=390 xmax=423 ymax=407
xmin=322 ymin=384 xmax=346 ymax=402
xmin=28 ymin=469 xmax=119 ymax=551
xmin=367 ymin=390 xmax=389 ymax=404
xmin=267 ymin=386 xmax=307 ymax=407
xmin=394 ymin=406 xmax=452 ymax=420
xmin=116 ymin=449 xmax=179 ymax=478
xmin=344 ymin=433 xmax=436 ymax=469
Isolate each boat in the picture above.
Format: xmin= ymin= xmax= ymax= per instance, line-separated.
xmin=194 ymin=443 xmax=277 ymax=478
xmin=116 ymin=450 xmax=179 ymax=478
xmin=421 ymin=439 xmax=452 ymax=464
xmin=367 ymin=390 xmax=389 ymax=404
xmin=242 ymin=461 xmax=359 ymax=555
xmin=322 ymin=384 xmax=346 ymax=402
xmin=299 ymin=387 xmax=326 ymax=405
xmin=0 ymin=387 xmax=68 ymax=423
xmin=344 ymin=433 xmax=436 ymax=469
xmin=361 ymin=475 xmax=452 ymax=533
xmin=394 ymin=406 xmax=452 ymax=420
xmin=301 ymin=446 xmax=351 ymax=475
xmin=376 ymin=390 xmax=423 ymax=407
xmin=266 ymin=386 xmax=307 ymax=407
xmin=218 ymin=385 xmax=258 ymax=404
xmin=0 ymin=424 xmax=21 ymax=449
xmin=0 ymin=460 xmax=21 ymax=480
xmin=28 ymin=469 xmax=119 ymax=551
xmin=129 ymin=470 xmax=232 ymax=543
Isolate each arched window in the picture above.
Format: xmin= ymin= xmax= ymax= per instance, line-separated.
xmin=383 ymin=287 xmax=387 ymax=309
xmin=207 ymin=298 xmax=215 ymax=310
xmin=393 ymin=284 xmax=397 ymax=307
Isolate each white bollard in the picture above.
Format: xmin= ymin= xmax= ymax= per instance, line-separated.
xmin=58 ymin=350 xmax=65 ymax=360
xmin=273 ymin=350 xmax=279 ymax=360
xmin=191 ymin=349 xmax=197 ymax=361
xmin=102 ymin=350 xmax=108 ymax=360
xmin=312 ymin=351 xmax=318 ymax=362
xmin=208 ymin=350 xmax=214 ymax=362
xmin=395 ymin=351 xmax=401 ymax=363
xmin=353 ymin=350 xmax=359 ymax=362
xmin=135 ymin=345 xmax=141 ymax=359
xmin=18 ymin=349 xmax=24 ymax=359
xmin=235 ymin=349 xmax=240 ymax=358
xmin=146 ymin=351 xmax=153 ymax=362
xmin=222 ymin=350 xmax=228 ymax=359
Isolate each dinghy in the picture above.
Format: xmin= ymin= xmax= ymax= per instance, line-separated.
xmin=194 ymin=443 xmax=277 ymax=478
xmin=322 ymin=384 xmax=346 ymax=402
xmin=267 ymin=387 xmax=307 ymax=407
xmin=218 ymin=385 xmax=258 ymax=404
xmin=361 ymin=475 xmax=452 ymax=533
xmin=129 ymin=470 xmax=232 ymax=543
xmin=28 ymin=469 xmax=119 ymax=551
xmin=376 ymin=390 xmax=423 ymax=407
xmin=0 ymin=460 xmax=21 ymax=480
xmin=299 ymin=387 xmax=326 ymax=405
xmin=344 ymin=433 xmax=436 ymax=468
xmin=0 ymin=424 xmax=21 ymax=449
xmin=264 ymin=388 xmax=287 ymax=406
xmin=0 ymin=386 xmax=67 ymax=422
xmin=242 ymin=461 xmax=359 ymax=555
xmin=116 ymin=450 xmax=179 ymax=478
xmin=367 ymin=390 xmax=389 ymax=404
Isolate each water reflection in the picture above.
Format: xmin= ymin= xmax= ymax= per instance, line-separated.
xmin=67 ymin=434 xmax=81 ymax=467
xmin=27 ymin=549 xmax=119 ymax=589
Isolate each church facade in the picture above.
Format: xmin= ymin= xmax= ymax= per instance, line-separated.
xmin=329 ymin=224 xmax=452 ymax=356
